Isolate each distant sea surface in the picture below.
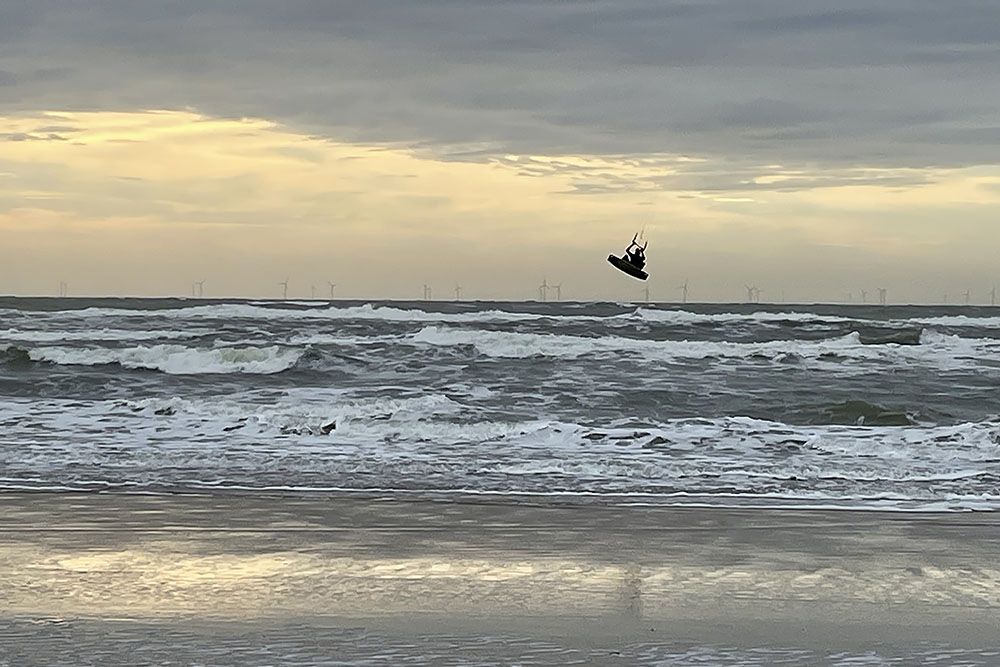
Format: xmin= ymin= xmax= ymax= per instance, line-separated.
xmin=2 ymin=297 xmax=999 ymax=511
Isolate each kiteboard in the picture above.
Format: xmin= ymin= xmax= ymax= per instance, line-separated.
xmin=607 ymin=254 xmax=648 ymax=281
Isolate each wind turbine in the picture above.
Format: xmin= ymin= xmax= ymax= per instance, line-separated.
xmin=539 ymin=279 xmax=549 ymax=302
xmin=327 ymin=282 xmax=336 ymax=299
xmin=58 ymin=280 xmax=68 ymax=298
xmin=964 ymin=289 xmax=971 ymax=305
xmin=991 ymin=286 xmax=996 ymax=307
xmin=860 ymin=289 xmax=868 ymax=304
xmin=552 ymin=283 xmax=562 ymax=301
xmin=877 ymin=287 xmax=887 ymax=306
xmin=422 ymin=284 xmax=432 ymax=300
xmin=678 ymin=279 xmax=688 ymax=304
xmin=279 ymin=279 xmax=289 ymax=300
xmin=745 ymin=285 xmax=760 ymax=304
xmin=310 ymin=284 xmax=316 ymax=300
xmin=643 ymin=285 xmax=650 ymax=304
xmin=455 ymin=284 xmax=462 ymax=301
xmin=195 ymin=280 xmax=205 ymax=298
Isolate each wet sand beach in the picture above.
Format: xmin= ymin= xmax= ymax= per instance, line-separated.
xmin=1 ymin=492 xmax=998 ymax=664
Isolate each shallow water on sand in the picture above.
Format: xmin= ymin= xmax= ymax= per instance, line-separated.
xmin=3 ymin=492 xmax=999 ymax=665
xmin=4 ymin=618 xmax=1000 ymax=666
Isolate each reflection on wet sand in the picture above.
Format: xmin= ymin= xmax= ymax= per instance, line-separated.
xmin=2 ymin=492 xmax=999 ymax=661
xmin=7 ymin=546 xmax=1000 ymax=619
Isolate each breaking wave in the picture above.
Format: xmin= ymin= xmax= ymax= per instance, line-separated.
xmin=16 ymin=301 xmax=1000 ymax=335
xmin=34 ymin=303 xmax=554 ymax=323
xmin=910 ymin=314 xmax=1000 ymax=327
xmin=10 ymin=326 xmax=999 ymax=376
xmin=27 ymin=344 xmax=303 ymax=375
xmin=408 ymin=325 xmax=868 ymax=360
xmin=406 ymin=325 xmax=998 ymax=368
xmin=629 ymin=307 xmax=854 ymax=326
xmin=3 ymin=393 xmax=1000 ymax=510
xmin=0 ymin=328 xmax=201 ymax=343
xmin=14 ymin=302 xmax=871 ymax=327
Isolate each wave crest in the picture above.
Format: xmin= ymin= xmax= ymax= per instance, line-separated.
xmin=409 ymin=326 xmax=870 ymax=361
xmin=28 ymin=344 xmax=302 ymax=375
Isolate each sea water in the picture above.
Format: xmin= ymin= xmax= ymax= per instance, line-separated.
xmin=2 ymin=297 xmax=998 ymax=512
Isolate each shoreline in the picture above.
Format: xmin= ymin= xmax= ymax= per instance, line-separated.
xmin=2 ymin=491 xmax=999 ymax=652
xmin=1 ymin=486 xmax=993 ymax=514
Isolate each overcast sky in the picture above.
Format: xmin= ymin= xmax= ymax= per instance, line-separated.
xmin=2 ymin=1 xmax=999 ymax=301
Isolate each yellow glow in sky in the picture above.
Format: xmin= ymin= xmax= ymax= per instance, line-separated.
xmin=2 ymin=110 xmax=999 ymax=301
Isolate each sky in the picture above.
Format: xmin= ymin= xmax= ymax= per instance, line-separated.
xmin=1 ymin=1 xmax=999 ymax=302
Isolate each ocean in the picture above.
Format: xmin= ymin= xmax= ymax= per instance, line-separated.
xmin=2 ymin=297 xmax=998 ymax=511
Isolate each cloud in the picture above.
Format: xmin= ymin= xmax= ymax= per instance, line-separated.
xmin=1 ymin=131 xmax=69 ymax=142
xmin=487 ymin=153 xmax=938 ymax=196
xmin=0 ymin=1 xmax=998 ymax=177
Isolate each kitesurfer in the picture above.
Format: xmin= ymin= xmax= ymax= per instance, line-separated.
xmin=607 ymin=232 xmax=650 ymax=280
xmin=623 ymin=235 xmax=647 ymax=270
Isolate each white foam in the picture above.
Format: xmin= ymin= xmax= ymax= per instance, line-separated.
xmin=908 ymin=314 xmax=1000 ymax=327
xmin=21 ymin=301 xmax=1000 ymax=337
xmin=3 ymin=395 xmax=999 ymax=510
xmin=250 ymin=300 xmax=329 ymax=307
xmin=10 ymin=323 xmax=992 ymax=372
xmin=919 ymin=328 xmax=1000 ymax=359
xmin=0 ymin=328 xmax=201 ymax=343
xmin=3 ymin=302 xmax=874 ymax=327
xmin=630 ymin=307 xmax=854 ymax=325
xmin=406 ymin=325 xmax=1000 ymax=369
xmin=124 ymin=392 xmax=550 ymax=445
xmin=409 ymin=326 xmax=864 ymax=360
xmin=36 ymin=303 xmax=553 ymax=323
xmin=12 ymin=300 xmax=1000 ymax=333
xmin=133 ymin=390 xmax=458 ymax=421
xmin=28 ymin=344 xmax=302 ymax=374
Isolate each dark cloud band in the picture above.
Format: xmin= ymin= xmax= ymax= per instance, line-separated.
xmin=1 ymin=0 xmax=998 ymax=174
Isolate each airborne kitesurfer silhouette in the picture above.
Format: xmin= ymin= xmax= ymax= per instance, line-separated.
xmin=607 ymin=233 xmax=649 ymax=280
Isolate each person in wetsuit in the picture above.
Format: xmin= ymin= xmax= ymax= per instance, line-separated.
xmin=624 ymin=238 xmax=647 ymax=270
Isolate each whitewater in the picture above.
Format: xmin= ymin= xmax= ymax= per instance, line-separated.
xmin=2 ymin=296 xmax=999 ymax=511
